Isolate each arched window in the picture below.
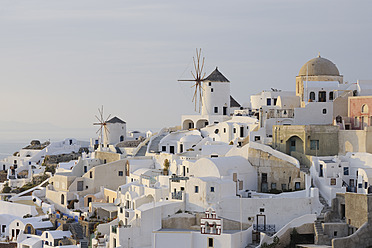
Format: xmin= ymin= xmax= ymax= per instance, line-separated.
xmin=61 ymin=194 xmax=65 ymax=205
xmin=362 ymin=104 xmax=369 ymax=114
xmin=120 ymin=136 xmax=124 ymax=142
xmin=309 ymin=92 xmax=315 ymax=101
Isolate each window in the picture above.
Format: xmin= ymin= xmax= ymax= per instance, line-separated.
xmin=224 ymin=128 xmax=226 ymax=133
xmin=208 ymin=237 xmax=213 ymax=247
xmin=273 ymin=98 xmax=277 ymax=105
xmin=310 ymin=140 xmax=319 ymax=150
xmin=365 ymin=182 xmax=368 ymax=189
xmin=309 ymin=92 xmax=315 ymax=101
xmin=323 ymin=108 xmax=327 ymax=114
xmin=330 ymin=178 xmax=336 ymax=186
xmin=118 ymin=171 xmax=123 ymax=176
xmin=319 ymin=91 xmax=326 ymax=102
xmin=162 ymin=146 xmax=166 ymax=152
xmin=214 ymin=129 xmax=219 ymax=134
xmin=210 ymin=187 xmax=215 ymax=192
xmin=255 ymin=136 xmax=260 ymax=141
xmin=46 ymin=233 xmax=48 ymax=238
xmin=271 ymin=183 xmax=276 ymax=190
xmin=233 ymin=128 xmax=236 ymax=133
xmin=120 ymin=208 xmax=123 ymax=213
xmin=195 ymin=186 xmax=199 ymax=193
xmin=362 ymin=104 xmax=369 ymax=113
xmin=214 ymin=107 xmax=218 ymax=113
xmin=344 ymin=167 xmax=349 ymax=175
xmin=90 ymin=171 xmax=92 ymax=178
xmin=295 ymin=182 xmax=301 ymax=189
xmin=329 ymin=92 xmax=334 ymax=100
xmin=358 ymin=183 xmax=362 ymax=189
xmin=208 ymin=82 xmax=211 ymax=86
xmin=281 ymin=184 xmax=287 ymax=191
xmin=260 ymin=208 xmax=265 ymax=212
xmin=211 ymin=88 xmax=214 ymax=92
xmin=267 ymin=98 xmax=271 ymax=106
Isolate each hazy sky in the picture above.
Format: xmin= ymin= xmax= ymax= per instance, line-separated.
xmin=0 ymin=0 xmax=371 ymax=142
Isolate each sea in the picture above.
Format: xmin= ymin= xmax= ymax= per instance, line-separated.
xmin=0 ymin=127 xmax=160 ymax=161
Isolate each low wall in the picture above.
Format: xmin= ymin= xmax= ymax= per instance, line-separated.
xmin=333 ymin=222 xmax=372 ymax=248
xmin=259 ymin=214 xmax=316 ymax=247
xmin=0 ymin=200 xmax=38 ymax=217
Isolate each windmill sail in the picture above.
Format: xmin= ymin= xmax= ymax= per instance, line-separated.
xmin=178 ymin=48 xmax=206 ymax=112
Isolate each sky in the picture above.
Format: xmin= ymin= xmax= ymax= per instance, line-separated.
xmin=0 ymin=0 xmax=371 ymax=142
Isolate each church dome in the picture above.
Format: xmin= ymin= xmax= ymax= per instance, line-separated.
xmin=298 ymin=55 xmax=340 ymax=76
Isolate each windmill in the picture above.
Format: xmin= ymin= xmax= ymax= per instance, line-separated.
xmin=93 ymin=106 xmax=111 ymax=146
xmin=178 ymin=48 xmax=206 ymax=112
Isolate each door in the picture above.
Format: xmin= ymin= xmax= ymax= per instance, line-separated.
xmin=77 ymin=181 xmax=83 ymax=191
xmin=240 ymin=126 xmax=244 ymax=138
xmin=87 ymin=197 xmax=92 ymax=206
xmin=223 ymin=106 xmax=227 ymax=115
xmin=170 ymin=146 xmax=175 ymax=154
xmin=261 ymin=173 xmax=268 ymax=192
xmin=290 ymin=140 xmax=296 ymax=153
xmin=319 ymin=164 xmax=323 ymax=177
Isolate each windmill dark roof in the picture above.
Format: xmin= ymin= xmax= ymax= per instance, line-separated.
xmin=107 ymin=116 xmax=126 ymax=124
xmin=230 ymin=96 xmax=241 ymax=108
xmin=204 ymin=67 xmax=230 ymax=82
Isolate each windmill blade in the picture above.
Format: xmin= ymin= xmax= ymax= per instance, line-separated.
xmin=192 ymin=87 xmax=198 ymax=102
xmin=193 ymin=57 xmax=198 ymax=77
xmin=98 ymin=106 xmax=103 ymax=118
xmin=200 ymin=57 xmax=205 ymax=77
xmin=105 ymin=114 xmax=112 ymax=123
xmin=96 ymin=126 xmax=102 ymax=134
xmin=104 ymin=125 xmax=110 ymax=133
xmin=104 ymin=126 xmax=109 ymax=142
xmin=191 ymin=71 xmax=197 ymax=81
xmin=95 ymin=115 xmax=102 ymax=123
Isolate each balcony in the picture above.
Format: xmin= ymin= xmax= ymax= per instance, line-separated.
xmin=253 ymin=224 xmax=275 ymax=234
xmin=171 ymin=191 xmax=182 ymax=200
xmin=266 ymin=109 xmax=294 ymax=119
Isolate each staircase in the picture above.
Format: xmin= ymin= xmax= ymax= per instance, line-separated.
xmin=314 ymin=194 xmax=332 ymax=245
xmin=80 ymin=240 xmax=88 ymax=248
xmin=70 ymin=223 xmax=84 ymax=239
xmin=134 ymin=141 xmax=149 ymax=157
xmin=148 ymin=133 xmax=168 ymax=153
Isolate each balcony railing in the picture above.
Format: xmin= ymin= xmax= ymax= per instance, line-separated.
xmin=253 ymin=224 xmax=275 ymax=233
xmin=171 ymin=191 xmax=182 ymax=200
xmin=266 ymin=109 xmax=294 ymax=119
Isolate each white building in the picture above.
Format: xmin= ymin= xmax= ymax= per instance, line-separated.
xmin=181 ymin=67 xmax=235 ymax=130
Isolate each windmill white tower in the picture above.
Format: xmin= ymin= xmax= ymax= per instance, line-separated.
xmin=201 ymin=67 xmax=231 ymax=116
xmin=179 ymin=49 xmax=232 ymax=130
